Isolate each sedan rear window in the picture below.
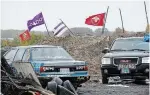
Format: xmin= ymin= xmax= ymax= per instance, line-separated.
xmin=31 ymin=47 xmax=73 ymax=61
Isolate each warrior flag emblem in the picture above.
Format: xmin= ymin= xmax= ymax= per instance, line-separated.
xmin=85 ymin=13 xmax=105 ymax=26
xmin=91 ymin=16 xmax=101 ymax=25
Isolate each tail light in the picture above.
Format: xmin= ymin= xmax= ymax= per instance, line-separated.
xmin=84 ymin=66 xmax=88 ymax=71
xmin=40 ymin=66 xmax=54 ymax=72
xmin=40 ymin=67 xmax=45 ymax=72
xmin=76 ymin=66 xmax=88 ymax=71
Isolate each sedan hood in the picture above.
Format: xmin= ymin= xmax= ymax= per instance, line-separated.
xmin=103 ymin=51 xmax=149 ymax=58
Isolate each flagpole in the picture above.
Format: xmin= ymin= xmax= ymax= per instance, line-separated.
xmin=59 ymin=19 xmax=74 ymax=36
xmin=42 ymin=12 xmax=50 ymax=36
xmin=44 ymin=22 xmax=50 ymax=36
xmin=102 ymin=6 xmax=109 ymax=34
xmin=144 ymin=1 xmax=149 ymax=33
xmin=119 ymin=8 xmax=125 ymax=33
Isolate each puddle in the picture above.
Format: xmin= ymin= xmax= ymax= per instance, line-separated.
xmin=106 ymin=84 xmax=130 ymax=87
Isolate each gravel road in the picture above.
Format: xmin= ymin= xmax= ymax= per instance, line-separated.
xmin=77 ymin=80 xmax=149 ymax=95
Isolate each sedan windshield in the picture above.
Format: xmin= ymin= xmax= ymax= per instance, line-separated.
xmin=111 ymin=38 xmax=149 ymax=51
xmin=31 ymin=47 xmax=74 ymax=61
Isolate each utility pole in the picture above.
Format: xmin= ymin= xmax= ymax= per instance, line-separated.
xmin=102 ymin=6 xmax=109 ymax=34
xmin=144 ymin=1 xmax=149 ymax=33
xmin=119 ymin=8 xmax=125 ymax=33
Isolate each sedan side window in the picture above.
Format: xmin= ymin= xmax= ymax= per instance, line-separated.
xmin=4 ymin=48 xmax=18 ymax=62
xmin=14 ymin=48 xmax=26 ymax=61
xmin=22 ymin=49 xmax=30 ymax=62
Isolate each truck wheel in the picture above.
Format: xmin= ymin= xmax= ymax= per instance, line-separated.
xmin=134 ymin=79 xmax=146 ymax=84
xmin=134 ymin=77 xmax=146 ymax=84
xmin=102 ymin=74 xmax=108 ymax=84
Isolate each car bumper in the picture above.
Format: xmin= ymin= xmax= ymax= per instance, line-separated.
xmin=38 ymin=75 xmax=90 ymax=88
xmin=38 ymin=71 xmax=90 ymax=83
xmin=38 ymin=75 xmax=90 ymax=86
xmin=101 ymin=63 xmax=149 ymax=79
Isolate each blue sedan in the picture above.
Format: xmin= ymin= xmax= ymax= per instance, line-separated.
xmin=4 ymin=45 xmax=90 ymax=88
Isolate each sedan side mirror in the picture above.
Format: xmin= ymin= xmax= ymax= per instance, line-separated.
xmin=102 ymin=48 xmax=110 ymax=53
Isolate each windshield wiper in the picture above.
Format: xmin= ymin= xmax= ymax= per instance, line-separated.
xmin=128 ymin=49 xmax=146 ymax=51
xmin=111 ymin=49 xmax=127 ymax=51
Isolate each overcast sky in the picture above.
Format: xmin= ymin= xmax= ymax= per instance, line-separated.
xmin=1 ymin=0 xmax=150 ymax=32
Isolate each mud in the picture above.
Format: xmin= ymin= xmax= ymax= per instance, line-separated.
xmin=77 ymin=79 xmax=149 ymax=95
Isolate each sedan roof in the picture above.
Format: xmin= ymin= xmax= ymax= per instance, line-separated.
xmin=12 ymin=45 xmax=61 ymax=49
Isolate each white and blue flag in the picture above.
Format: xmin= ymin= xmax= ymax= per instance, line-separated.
xmin=53 ymin=21 xmax=67 ymax=37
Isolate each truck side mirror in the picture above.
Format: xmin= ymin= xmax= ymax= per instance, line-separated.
xmin=102 ymin=48 xmax=110 ymax=53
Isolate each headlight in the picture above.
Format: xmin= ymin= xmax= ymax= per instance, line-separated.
xmin=142 ymin=57 xmax=150 ymax=63
xmin=102 ymin=58 xmax=111 ymax=64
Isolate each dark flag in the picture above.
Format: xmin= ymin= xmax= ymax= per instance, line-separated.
xmin=27 ymin=12 xmax=45 ymax=31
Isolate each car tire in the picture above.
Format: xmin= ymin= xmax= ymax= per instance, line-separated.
xmin=63 ymin=80 xmax=77 ymax=94
xmin=102 ymin=73 xmax=108 ymax=84
xmin=53 ymin=77 xmax=63 ymax=86
xmin=46 ymin=81 xmax=57 ymax=94
xmin=72 ymin=83 xmax=78 ymax=90
xmin=57 ymin=85 xmax=75 ymax=95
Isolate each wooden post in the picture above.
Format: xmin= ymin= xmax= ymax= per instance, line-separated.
xmin=119 ymin=8 xmax=125 ymax=33
xmin=102 ymin=6 xmax=109 ymax=34
xmin=144 ymin=1 xmax=149 ymax=33
xmin=42 ymin=13 xmax=50 ymax=36
xmin=44 ymin=23 xmax=50 ymax=36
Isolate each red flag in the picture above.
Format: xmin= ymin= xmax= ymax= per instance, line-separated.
xmin=85 ymin=13 xmax=105 ymax=26
xmin=19 ymin=30 xmax=31 ymax=41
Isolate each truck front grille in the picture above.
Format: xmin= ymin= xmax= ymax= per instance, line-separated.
xmin=113 ymin=57 xmax=139 ymax=66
